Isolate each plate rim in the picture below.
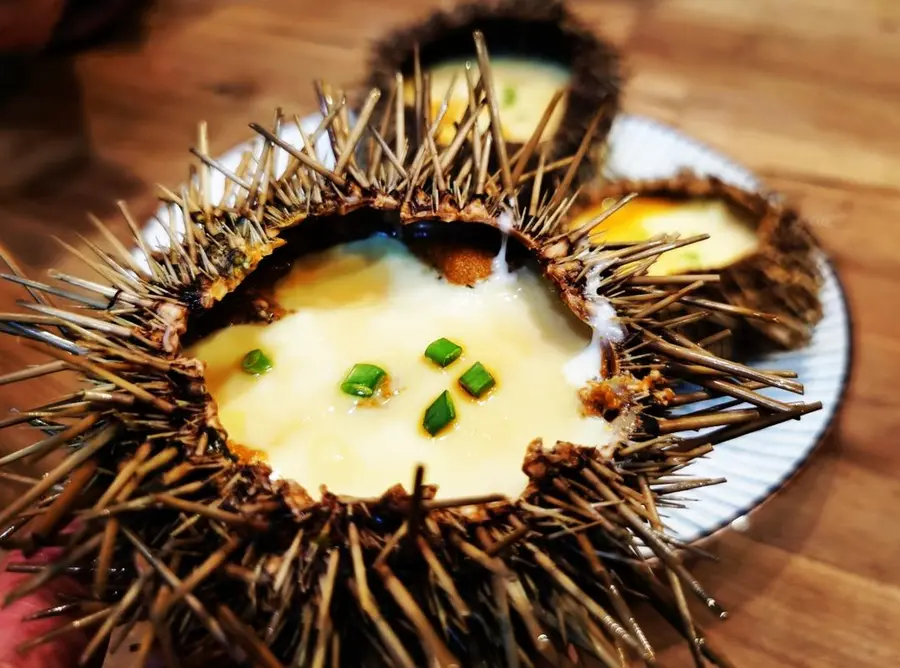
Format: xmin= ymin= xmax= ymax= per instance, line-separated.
xmin=691 ymin=258 xmax=853 ymax=546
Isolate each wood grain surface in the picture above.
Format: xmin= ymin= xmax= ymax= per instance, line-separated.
xmin=1 ymin=1 xmax=898 ymax=666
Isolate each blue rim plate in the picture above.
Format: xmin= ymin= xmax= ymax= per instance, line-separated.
xmin=142 ymin=113 xmax=853 ymax=544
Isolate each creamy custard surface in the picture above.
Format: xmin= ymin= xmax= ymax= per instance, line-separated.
xmin=570 ymin=198 xmax=760 ymax=276
xmin=404 ymin=57 xmax=570 ymax=145
xmin=191 ymin=236 xmax=620 ymax=500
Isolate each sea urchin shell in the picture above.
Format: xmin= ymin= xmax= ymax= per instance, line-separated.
xmin=567 ymin=173 xmax=824 ymax=354
xmin=365 ymin=0 xmax=622 ymax=189
xmin=0 ymin=36 xmax=820 ymax=668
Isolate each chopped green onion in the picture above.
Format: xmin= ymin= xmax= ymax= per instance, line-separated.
xmin=423 ymin=390 xmax=456 ymax=436
xmin=682 ymin=250 xmax=702 ymax=264
xmin=340 ymin=363 xmax=386 ymax=398
xmin=502 ymin=86 xmax=517 ymax=107
xmin=241 ymin=349 xmax=273 ymax=375
xmin=458 ymin=362 xmax=496 ymax=398
xmin=424 ymin=337 xmax=463 ymax=367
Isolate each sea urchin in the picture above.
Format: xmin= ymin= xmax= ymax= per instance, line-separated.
xmin=567 ymin=174 xmax=823 ymax=355
xmin=0 ymin=33 xmax=820 ymax=668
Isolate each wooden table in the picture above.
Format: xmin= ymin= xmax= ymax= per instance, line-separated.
xmin=1 ymin=1 xmax=898 ymax=665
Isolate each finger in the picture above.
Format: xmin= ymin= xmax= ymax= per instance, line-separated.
xmin=0 ymin=549 xmax=91 ymax=668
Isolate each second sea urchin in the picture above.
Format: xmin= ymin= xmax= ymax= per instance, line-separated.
xmin=567 ymin=174 xmax=823 ymax=355
xmin=365 ymin=0 xmax=621 ymax=189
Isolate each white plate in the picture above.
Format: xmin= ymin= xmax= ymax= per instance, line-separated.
xmin=143 ymin=113 xmax=852 ymax=545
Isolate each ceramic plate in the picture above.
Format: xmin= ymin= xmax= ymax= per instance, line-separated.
xmin=142 ymin=113 xmax=852 ymax=544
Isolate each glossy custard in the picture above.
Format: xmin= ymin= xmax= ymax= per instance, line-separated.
xmin=404 ymin=57 xmax=570 ymax=146
xmin=569 ymin=198 xmax=760 ymax=276
xmin=191 ymin=236 xmax=621 ymax=500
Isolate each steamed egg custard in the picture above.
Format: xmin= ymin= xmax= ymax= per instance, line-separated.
xmin=570 ymin=197 xmax=760 ymax=276
xmin=403 ymin=57 xmax=570 ymax=146
xmin=191 ymin=235 xmax=622 ymax=500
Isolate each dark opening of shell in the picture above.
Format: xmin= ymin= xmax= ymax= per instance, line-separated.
xmin=186 ymin=212 xmax=540 ymax=342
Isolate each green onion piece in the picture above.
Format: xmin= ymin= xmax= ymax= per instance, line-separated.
xmin=423 ymin=390 xmax=456 ymax=436
xmin=502 ymin=86 xmax=517 ymax=107
xmin=424 ymin=337 xmax=463 ymax=367
xmin=458 ymin=362 xmax=496 ymax=398
xmin=241 ymin=349 xmax=273 ymax=376
xmin=340 ymin=363 xmax=386 ymax=398
xmin=682 ymin=250 xmax=702 ymax=264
